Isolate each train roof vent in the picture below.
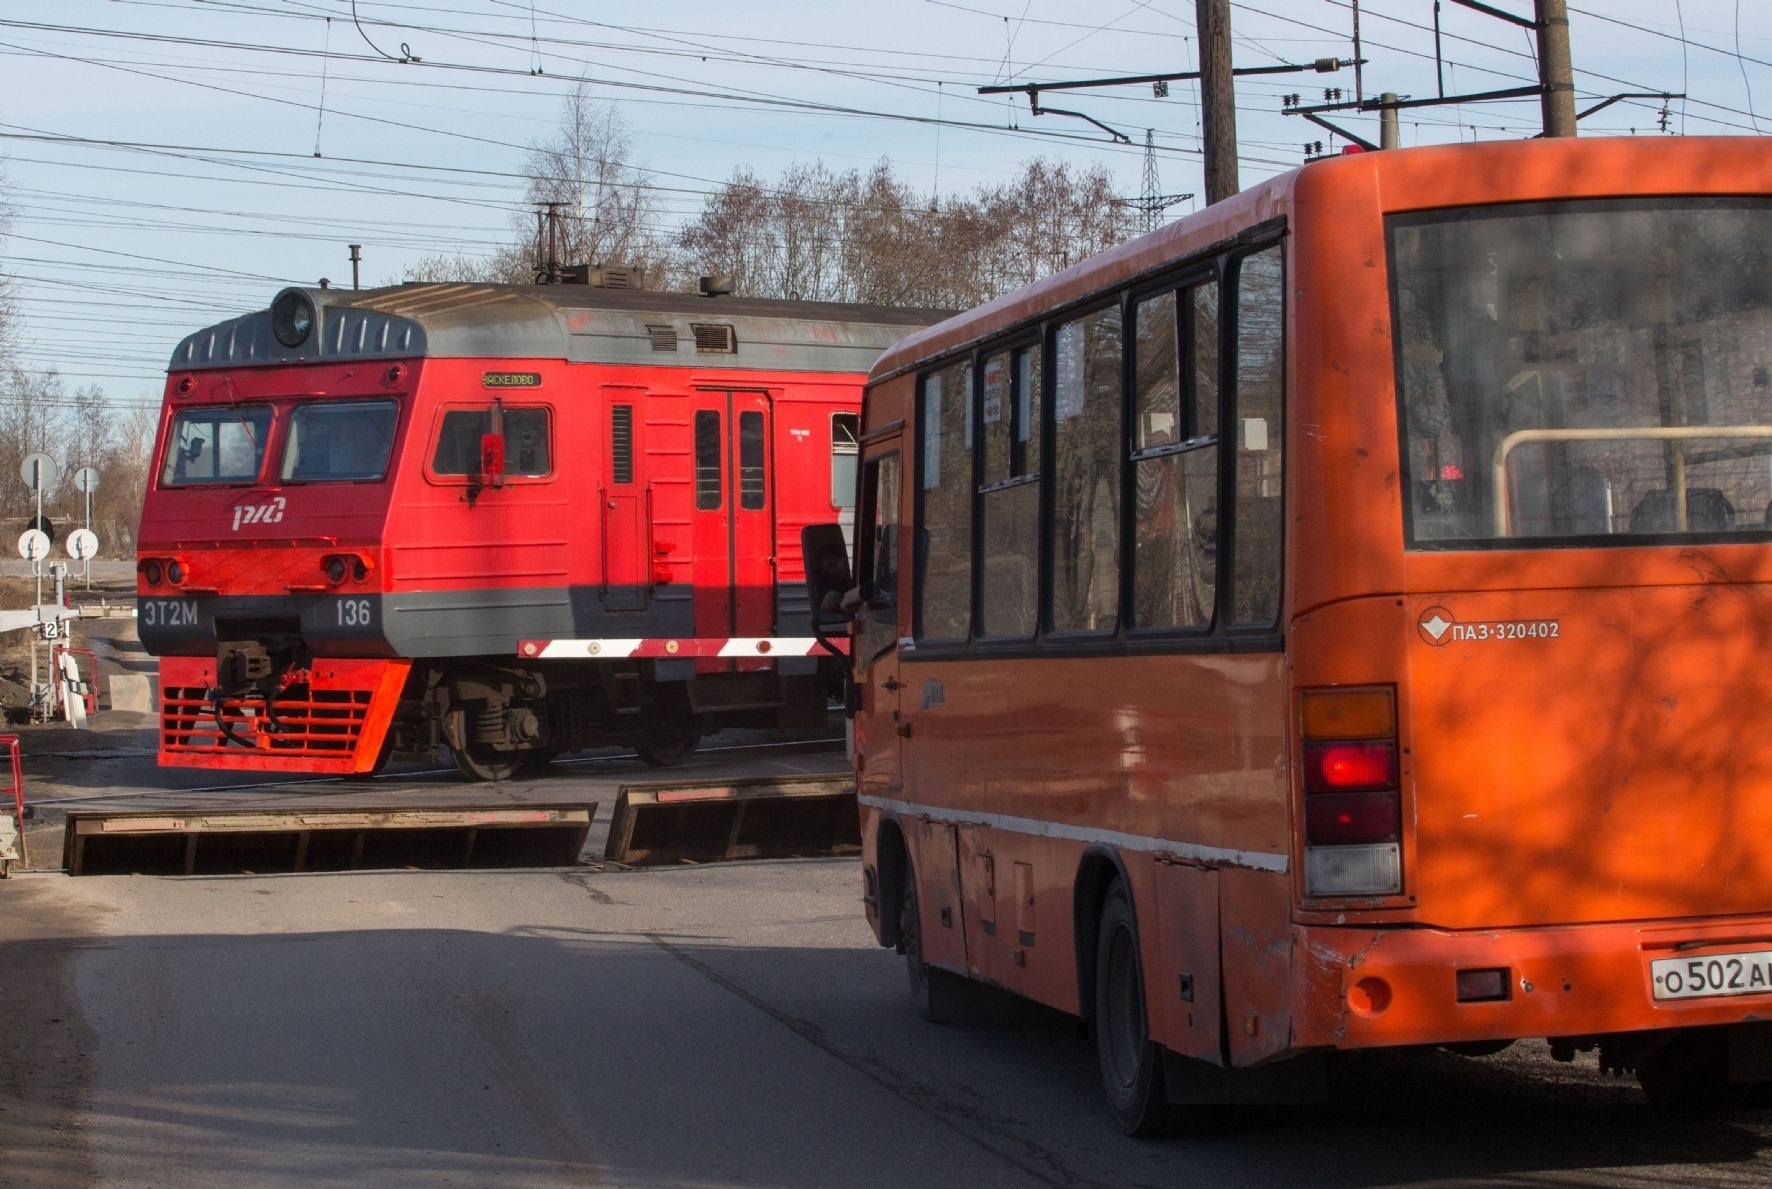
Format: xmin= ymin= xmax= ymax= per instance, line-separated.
xmin=646 ymin=324 xmax=679 ymax=353
xmin=691 ymin=323 xmax=737 ymax=354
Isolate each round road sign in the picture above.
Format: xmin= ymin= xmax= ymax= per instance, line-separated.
xmin=73 ymin=467 xmax=100 ymax=494
xmin=65 ymin=528 xmax=98 ymax=561
xmin=20 ymin=453 xmax=56 ymax=492
xmin=16 ymin=529 xmax=49 ymax=561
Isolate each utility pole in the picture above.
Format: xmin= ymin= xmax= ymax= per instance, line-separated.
xmin=1196 ymin=0 xmax=1239 ymax=203
xmin=348 ymin=244 xmax=362 ymax=290
xmin=1535 ymin=0 xmax=1577 ymax=137
xmin=1379 ymin=93 xmax=1400 ymax=149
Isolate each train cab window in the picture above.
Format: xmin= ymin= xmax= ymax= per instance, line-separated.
xmin=160 ymin=405 xmax=272 ymax=487
xmin=280 ymin=400 xmax=399 ymax=483
xmin=979 ymin=345 xmax=1041 ymax=639
xmin=1132 ymin=281 xmax=1219 ymax=630
xmin=855 ymin=452 xmax=901 ymax=666
xmin=916 ymin=360 xmax=973 ymax=640
xmin=695 ymin=409 xmax=722 ymax=509
xmin=1230 ymin=246 xmax=1285 ymax=625
xmin=831 ymin=413 xmax=860 ymax=509
xmin=432 ymin=406 xmax=552 ymax=478
xmin=1050 ymin=305 xmax=1122 ymax=634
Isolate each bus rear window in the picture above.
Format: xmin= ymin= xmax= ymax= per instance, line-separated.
xmin=1390 ymin=198 xmax=1772 ymax=547
xmin=160 ymin=405 xmax=272 ymax=487
xmin=281 ymin=400 xmax=399 ymax=483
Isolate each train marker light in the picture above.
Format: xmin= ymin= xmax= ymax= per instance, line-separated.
xmin=324 ymin=556 xmax=348 ymax=585
xmin=142 ymin=560 xmax=163 ymax=587
xmin=166 ymin=560 xmax=186 ymax=586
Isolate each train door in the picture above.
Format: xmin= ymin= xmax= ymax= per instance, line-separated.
xmin=600 ymin=388 xmax=647 ymax=612
xmin=689 ymin=390 xmax=775 ymax=643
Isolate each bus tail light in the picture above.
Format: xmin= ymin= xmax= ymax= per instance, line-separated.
xmin=1300 ymin=688 xmax=1402 ymax=897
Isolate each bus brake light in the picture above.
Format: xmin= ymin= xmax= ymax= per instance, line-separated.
xmin=1303 ymin=741 xmax=1396 ymax=792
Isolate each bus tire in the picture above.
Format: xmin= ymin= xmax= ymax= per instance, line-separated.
xmin=1637 ymin=1027 xmax=1751 ymax=1115
xmin=899 ymin=861 xmax=973 ymax=1024
xmin=1094 ymin=880 xmax=1176 ymax=1137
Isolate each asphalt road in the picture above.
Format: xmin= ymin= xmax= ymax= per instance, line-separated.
xmin=6 ymin=852 xmax=1772 ymax=1189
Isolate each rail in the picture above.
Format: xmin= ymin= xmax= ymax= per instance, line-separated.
xmin=1491 ymin=425 xmax=1772 ymax=535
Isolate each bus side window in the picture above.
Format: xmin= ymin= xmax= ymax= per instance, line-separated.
xmin=831 ymin=413 xmax=859 ymax=509
xmin=979 ymin=345 xmax=1041 ymax=639
xmin=1132 ymin=281 xmax=1219 ymax=630
xmin=917 ymin=361 xmax=973 ymax=640
xmin=1050 ymin=305 xmax=1122 ymax=634
xmin=856 ymin=452 xmax=901 ymax=666
xmin=1230 ymin=245 xmax=1285 ymax=626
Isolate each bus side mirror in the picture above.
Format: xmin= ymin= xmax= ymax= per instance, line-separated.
xmin=801 ymin=523 xmax=853 ymax=634
xmin=478 ymin=432 xmax=506 ymax=489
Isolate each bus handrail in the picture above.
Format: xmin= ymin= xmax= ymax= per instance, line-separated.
xmin=1491 ymin=424 xmax=1772 ymax=535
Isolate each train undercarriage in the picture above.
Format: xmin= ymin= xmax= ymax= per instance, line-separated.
xmin=159 ymin=651 xmax=840 ymax=781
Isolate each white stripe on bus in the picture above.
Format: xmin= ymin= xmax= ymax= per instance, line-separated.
xmin=855 ymin=793 xmax=1290 ymax=874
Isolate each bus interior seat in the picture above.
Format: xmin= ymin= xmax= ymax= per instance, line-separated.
xmin=1629 ymin=487 xmax=1736 ymax=534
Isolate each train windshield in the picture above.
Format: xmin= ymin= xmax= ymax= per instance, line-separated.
xmin=1390 ymin=198 xmax=1772 ymax=548
xmin=281 ymin=399 xmax=399 ymax=483
xmin=160 ymin=404 xmax=273 ymax=487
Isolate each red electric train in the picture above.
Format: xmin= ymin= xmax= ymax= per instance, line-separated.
xmin=139 ymin=277 xmax=942 ymax=779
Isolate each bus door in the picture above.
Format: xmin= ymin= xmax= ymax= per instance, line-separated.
xmin=690 ymin=391 xmax=775 ymax=663
xmin=600 ymin=388 xmax=647 ymax=612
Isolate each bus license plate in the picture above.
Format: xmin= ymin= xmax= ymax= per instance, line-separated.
xmin=1650 ymin=951 xmax=1772 ymax=1000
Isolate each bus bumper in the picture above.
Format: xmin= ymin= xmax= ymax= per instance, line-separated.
xmin=158 ymin=656 xmax=411 ymax=775
xmin=1292 ymin=915 xmax=1772 ymax=1050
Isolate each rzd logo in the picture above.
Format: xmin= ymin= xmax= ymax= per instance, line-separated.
xmin=232 ymin=496 xmax=287 ymax=531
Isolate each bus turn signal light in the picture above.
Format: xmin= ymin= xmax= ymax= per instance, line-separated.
xmin=1301 ymin=687 xmax=1395 ymax=740
xmin=1302 ymin=741 xmax=1397 ymax=793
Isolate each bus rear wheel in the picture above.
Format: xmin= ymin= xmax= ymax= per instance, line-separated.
xmin=1637 ymin=1027 xmax=1765 ymax=1115
xmin=1095 ymin=880 xmax=1177 ymax=1137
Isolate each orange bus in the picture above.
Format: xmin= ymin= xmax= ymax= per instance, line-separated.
xmin=819 ymin=137 xmax=1772 ymax=1131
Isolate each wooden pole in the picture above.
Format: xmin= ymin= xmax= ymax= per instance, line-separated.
xmin=1536 ymin=0 xmax=1577 ymax=137
xmin=1195 ymin=0 xmax=1239 ymax=204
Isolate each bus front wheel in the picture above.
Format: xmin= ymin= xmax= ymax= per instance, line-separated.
xmin=1094 ymin=880 xmax=1177 ymax=1137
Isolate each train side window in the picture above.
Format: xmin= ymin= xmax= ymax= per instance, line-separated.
xmin=916 ymin=359 xmax=973 ymax=640
xmin=855 ymin=452 xmax=901 ymax=666
xmin=1050 ymin=305 xmax=1122 ymax=634
xmin=611 ymin=405 xmax=634 ymax=484
xmin=739 ymin=411 xmax=765 ymax=510
xmin=1132 ymin=280 xmax=1219 ymax=630
xmin=160 ymin=405 xmax=273 ymax=487
xmin=695 ymin=409 xmax=722 ymax=510
xmin=979 ymin=345 xmax=1041 ymax=639
xmin=432 ymin=406 xmax=552 ymax=478
xmin=831 ymin=413 xmax=859 ymax=509
xmin=1230 ymin=245 xmax=1285 ymax=627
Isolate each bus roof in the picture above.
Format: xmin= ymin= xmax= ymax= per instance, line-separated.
xmin=170 ymin=282 xmax=951 ymax=375
xmin=869 ymin=136 xmax=1772 ymax=389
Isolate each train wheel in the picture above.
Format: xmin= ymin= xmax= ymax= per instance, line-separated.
xmin=635 ymin=716 xmax=700 ymax=767
xmin=1095 ymin=880 xmax=1177 ymax=1137
xmin=449 ymin=740 xmax=523 ymax=783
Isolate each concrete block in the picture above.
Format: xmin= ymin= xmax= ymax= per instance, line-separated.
xmin=108 ymin=673 xmax=157 ymax=715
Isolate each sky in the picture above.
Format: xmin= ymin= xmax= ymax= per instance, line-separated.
xmin=1 ymin=0 xmax=1768 ymax=411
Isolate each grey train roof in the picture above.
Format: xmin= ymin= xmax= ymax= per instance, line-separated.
xmin=169 ymin=283 xmax=951 ymax=374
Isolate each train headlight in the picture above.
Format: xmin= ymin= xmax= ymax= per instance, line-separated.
xmin=271 ymin=289 xmax=316 ymax=348
xmin=167 ymin=560 xmax=186 ymax=585
xmin=324 ymin=556 xmax=348 ymax=585
xmin=142 ymin=560 xmax=163 ymax=586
